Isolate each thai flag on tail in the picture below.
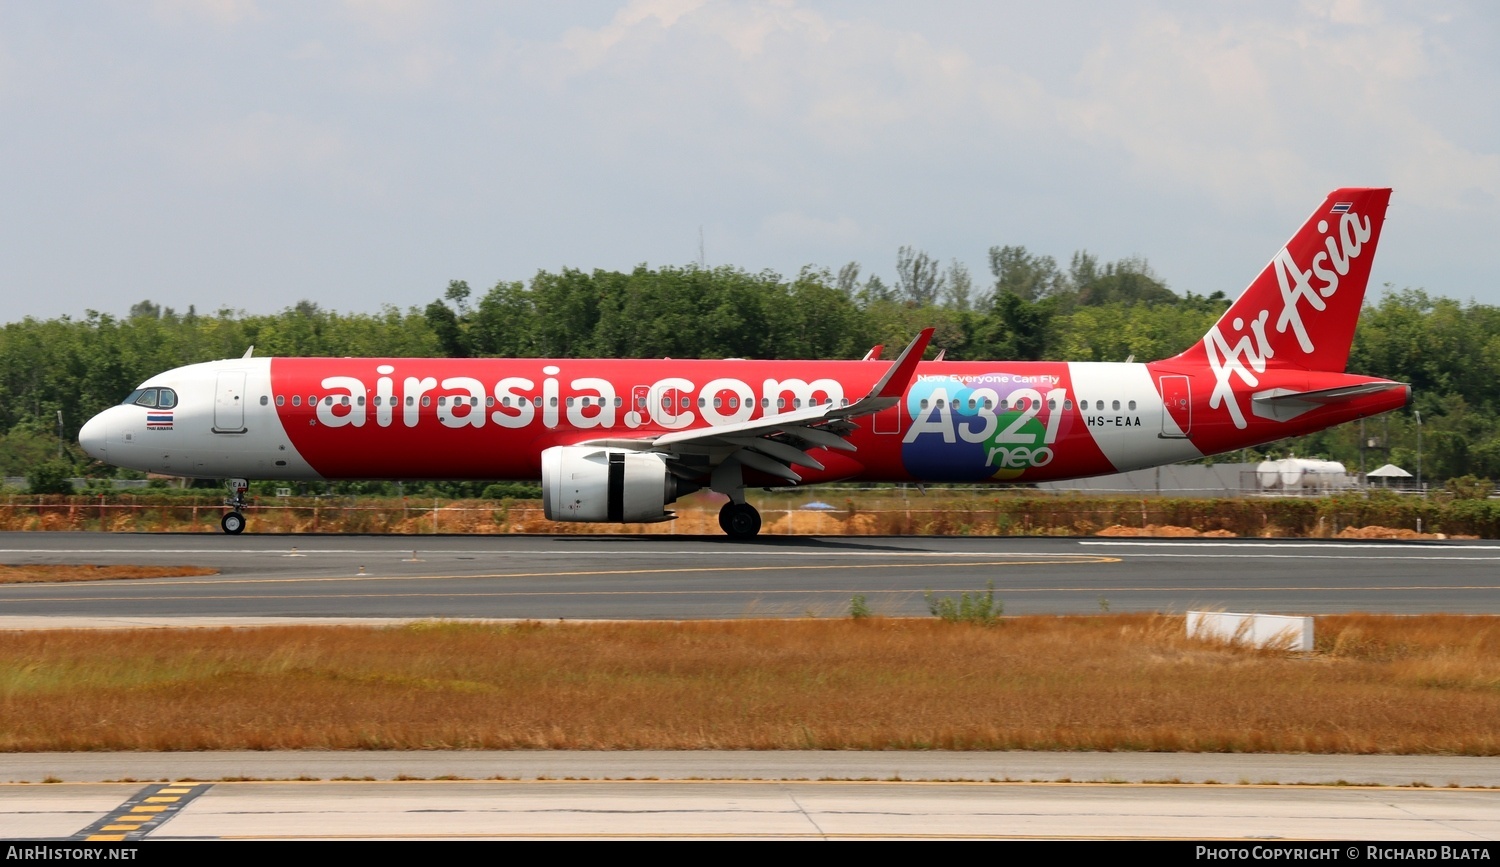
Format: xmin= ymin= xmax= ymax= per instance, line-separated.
xmin=1330 ymin=202 xmax=1353 ymax=214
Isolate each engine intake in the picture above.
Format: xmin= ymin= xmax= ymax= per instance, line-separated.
xmin=541 ymin=446 xmax=695 ymax=523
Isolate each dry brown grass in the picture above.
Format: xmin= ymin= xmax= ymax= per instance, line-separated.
xmin=1 ymin=615 xmax=1496 ymax=753
xmin=0 ymin=565 xmax=217 ymax=584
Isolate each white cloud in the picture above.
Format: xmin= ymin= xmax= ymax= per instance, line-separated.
xmin=1 ymin=2 xmax=1497 ymax=319
xmin=164 ymin=112 xmax=348 ymax=184
xmin=150 ymin=0 xmax=261 ymax=26
xmin=757 ymin=210 xmax=861 ymax=245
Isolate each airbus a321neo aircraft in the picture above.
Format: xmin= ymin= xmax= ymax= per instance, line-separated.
xmin=80 ymin=188 xmax=1407 ymax=539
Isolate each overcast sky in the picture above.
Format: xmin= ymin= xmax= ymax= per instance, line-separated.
xmin=2 ymin=1 xmax=1496 ymax=324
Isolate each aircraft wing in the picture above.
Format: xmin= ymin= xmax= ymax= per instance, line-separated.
xmin=581 ymin=328 xmax=933 ymax=483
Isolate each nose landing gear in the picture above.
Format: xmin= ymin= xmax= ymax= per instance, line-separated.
xmin=222 ymin=478 xmax=249 ymax=534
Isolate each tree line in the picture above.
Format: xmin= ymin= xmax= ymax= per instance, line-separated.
xmin=0 ymin=245 xmax=1491 ymax=486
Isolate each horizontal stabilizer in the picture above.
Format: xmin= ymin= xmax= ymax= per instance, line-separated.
xmin=1251 ymin=381 xmax=1407 ymax=422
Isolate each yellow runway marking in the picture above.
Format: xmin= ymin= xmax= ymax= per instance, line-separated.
xmin=73 ymin=783 xmax=211 ymax=841
xmin=45 ymin=555 xmax=1122 ymax=588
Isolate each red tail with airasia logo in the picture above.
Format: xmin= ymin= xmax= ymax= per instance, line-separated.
xmin=1149 ymin=187 xmax=1401 ymax=455
xmin=79 ymin=188 xmax=1408 ymax=538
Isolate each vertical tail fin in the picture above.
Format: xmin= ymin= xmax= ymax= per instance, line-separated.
xmin=1175 ymin=188 xmax=1391 ymax=374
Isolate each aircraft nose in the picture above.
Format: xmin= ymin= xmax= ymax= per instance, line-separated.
xmin=79 ymin=412 xmax=108 ymax=461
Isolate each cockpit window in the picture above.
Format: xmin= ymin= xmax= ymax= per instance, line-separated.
xmin=123 ymin=387 xmax=178 ymax=409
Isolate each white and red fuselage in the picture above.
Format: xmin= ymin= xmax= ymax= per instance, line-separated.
xmin=79 ymin=188 xmax=1410 ymax=535
xmin=77 ymin=353 xmax=1404 ymax=484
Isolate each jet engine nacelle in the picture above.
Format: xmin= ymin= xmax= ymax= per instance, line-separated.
xmin=541 ymin=446 xmax=693 ymax=523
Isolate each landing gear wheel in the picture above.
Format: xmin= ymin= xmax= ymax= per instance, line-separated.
xmin=718 ymin=502 xmax=762 ymax=539
xmin=222 ymin=478 xmax=250 ymax=535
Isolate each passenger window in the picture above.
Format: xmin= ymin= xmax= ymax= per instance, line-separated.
xmin=1064 ymin=399 xmax=1073 ymax=410
xmin=1048 ymin=399 xmax=1056 ymax=410
xmin=422 ymin=396 xmax=431 ymax=407
xmin=1112 ymin=400 xmax=1121 ymax=411
xmin=276 ymin=396 xmax=284 ymax=407
xmin=292 ymin=395 xmax=301 ymax=407
xmin=406 ymin=396 xmax=415 ymax=406
xmin=1128 ymin=400 xmax=1137 ymax=411
xmin=438 ymin=396 xmax=447 ymax=407
xmin=486 ymin=397 xmax=495 ymax=407
xmin=357 ymin=396 xmax=365 ymax=406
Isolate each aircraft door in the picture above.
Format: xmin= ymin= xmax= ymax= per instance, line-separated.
xmin=214 ymin=371 xmax=248 ymax=433
xmin=629 ymin=385 xmax=650 ymax=427
xmin=1159 ymin=375 xmax=1190 ymax=438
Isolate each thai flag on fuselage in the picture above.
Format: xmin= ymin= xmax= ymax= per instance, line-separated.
xmin=146 ymin=411 xmax=173 ymax=430
xmin=1330 ymin=202 xmax=1353 ymax=213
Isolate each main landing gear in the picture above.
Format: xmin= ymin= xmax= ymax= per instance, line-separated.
xmin=711 ymin=458 xmax=763 ymax=540
xmin=222 ymin=478 xmax=248 ymax=535
xmin=718 ymin=502 xmax=762 ymax=539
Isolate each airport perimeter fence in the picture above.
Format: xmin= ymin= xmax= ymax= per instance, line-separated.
xmin=2 ymin=492 xmax=1496 ymax=538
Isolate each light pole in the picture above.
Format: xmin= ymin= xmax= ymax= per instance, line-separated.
xmin=1413 ymin=409 xmax=1423 ymax=494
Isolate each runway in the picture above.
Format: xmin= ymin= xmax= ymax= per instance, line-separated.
xmin=0 ymin=533 xmax=1496 ymax=621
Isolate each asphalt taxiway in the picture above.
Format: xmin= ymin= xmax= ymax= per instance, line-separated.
xmin=11 ymin=778 xmax=1500 ymax=841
